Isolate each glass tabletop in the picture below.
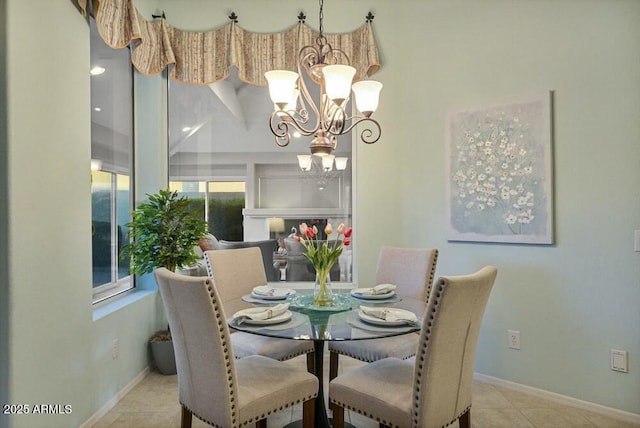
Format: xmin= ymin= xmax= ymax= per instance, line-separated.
xmin=227 ymin=289 xmax=425 ymax=341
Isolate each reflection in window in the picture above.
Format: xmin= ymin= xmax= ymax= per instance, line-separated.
xmin=170 ymin=181 xmax=246 ymax=241
xmin=90 ymin=17 xmax=133 ymax=302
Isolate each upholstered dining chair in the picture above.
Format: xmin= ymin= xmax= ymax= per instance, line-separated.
xmin=154 ymin=268 xmax=318 ymax=428
xmin=329 ymin=266 xmax=498 ymax=428
xmin=204 ymin=247 xmax=315 ymax=371
xmin=328 ymin=246 xmax=438 ymax=381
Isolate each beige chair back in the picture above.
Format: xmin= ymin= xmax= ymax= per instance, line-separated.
xmin=374 ymin=246 xmax=438 ymax=301
xmin=154 ymin=268 xmax=238 ymax=427
xmin=204 ymin=247 xmax=267 ymax=315
xmin=413 ymin=266 xmax=497 ymax=427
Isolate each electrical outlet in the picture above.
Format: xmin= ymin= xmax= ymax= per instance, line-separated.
xmin=508 ymin=330 xmax=521 ymax=350
xmin=112 ymin=338 xmax=120 ymax=359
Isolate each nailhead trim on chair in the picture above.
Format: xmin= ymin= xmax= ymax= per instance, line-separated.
xmin=180 ymin=279 xmax=317 ymax=428
xmin=412 ymin=279 xmax=445 ymax=428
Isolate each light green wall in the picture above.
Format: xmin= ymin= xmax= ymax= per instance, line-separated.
xmin=1 ymin=1 xmax=638 ymax=427
xmin=389 ymin=0 xmax=640 ymax=414
xmin=2 ymin=2 xmax=167 ymax=427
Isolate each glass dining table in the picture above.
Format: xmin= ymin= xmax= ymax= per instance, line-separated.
xmin=227 ymin=285 xmax=425 ymax=428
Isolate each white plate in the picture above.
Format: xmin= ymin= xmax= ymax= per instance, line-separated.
xmin=350 ymin=288 xmax=395 ymax=300
xmin=358 ymin=309 xmax=416 ymax=326
xmin=235 ymin=310 xmax=293 ymax=325
xmin=251 ymin=288 xmax=296 ymax=300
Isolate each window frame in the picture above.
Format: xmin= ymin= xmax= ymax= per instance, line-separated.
xmin=90 ymin=16 xmax=135 ymax=304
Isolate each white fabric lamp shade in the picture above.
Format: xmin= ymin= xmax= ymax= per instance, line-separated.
xmin=297 ymin=154 xmax=312 ymax=171
xmin=322 ymin=65 xmax=356 ymax=102
xmin=265 ymin=70 xmax=299 ymax=107
xmin=352 ymin=80 xmax=383 ymax=115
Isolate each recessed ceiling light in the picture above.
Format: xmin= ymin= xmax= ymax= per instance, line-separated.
xmin=90 ymin=66 xmax=106 ymax=76
xmin=93 ymin=107 xmax=101 ymax=112
xmin=182 ymin=127 xmax=192 ymax=132
xmin=293 ymin=131 xmax=302 ymax=138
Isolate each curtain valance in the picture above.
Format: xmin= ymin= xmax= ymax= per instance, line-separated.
xmin=90 ymin=0 xmax=381 ymax=86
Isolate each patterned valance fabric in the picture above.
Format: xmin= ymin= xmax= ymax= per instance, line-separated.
xmin=94 ymin=0 xmax=381 ymax=86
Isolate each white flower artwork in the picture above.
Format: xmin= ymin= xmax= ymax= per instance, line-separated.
xmin=446 ymin=92 xmax=553 ymax=244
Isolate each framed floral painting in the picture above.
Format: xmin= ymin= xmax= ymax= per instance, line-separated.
xmin=445 ymin=92 xmax=554 ymax=244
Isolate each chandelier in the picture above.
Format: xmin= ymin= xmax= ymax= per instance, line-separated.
xmin=297 ymin=154 xmax=348 ymax=191
xmin=265 ymin=0 xmax=383 ymax=156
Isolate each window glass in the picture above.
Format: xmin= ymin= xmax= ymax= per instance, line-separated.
xmin=90 ymin=17 xmax=134 ymax=302
xmin=168 ymin=71 xmax=352 ymax=281
xmin=170 ymin=181 xmax=246 ymax=241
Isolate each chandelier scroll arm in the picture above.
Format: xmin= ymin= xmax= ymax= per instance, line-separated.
xmin=338 ymin=116 xmax=382 ymax=145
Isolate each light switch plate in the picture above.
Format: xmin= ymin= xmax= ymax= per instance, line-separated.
xmin=611 ymin=349 xmax=628 ymax=373
xmin=634 ymin=230 xmax=640 ymax=252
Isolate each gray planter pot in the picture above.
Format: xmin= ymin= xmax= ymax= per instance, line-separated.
xmin=150 ymin=339 xmax=176 ymax=375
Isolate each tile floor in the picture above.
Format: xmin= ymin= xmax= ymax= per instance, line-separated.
xmin=91 ymin=354 xmax=639 ymax=428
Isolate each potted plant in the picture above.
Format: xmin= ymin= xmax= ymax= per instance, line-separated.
xmin=122 ymin=189 xmax=208 ymax=374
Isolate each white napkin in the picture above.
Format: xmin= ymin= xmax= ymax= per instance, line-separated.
xmin=234 ymin=303 xmax=290 ymax=321
xmin=360 ymin=305 xmax=417 ymax=323
xmin=252 ymin=285 xmax=277 ymax=296
xmin=355 ymin=283 xmax=397 ymax=296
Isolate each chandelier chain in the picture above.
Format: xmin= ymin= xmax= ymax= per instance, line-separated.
xmin=318 ymin=0 xmax=324 ymax=36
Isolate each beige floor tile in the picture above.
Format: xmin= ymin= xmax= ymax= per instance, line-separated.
xmin=472 ymin=381 xmax=515 ymax=409
xmin=519 ymin=407 xmax=596 ymax=427
xmin=91 ymin=366 xmax=639 ymax=428
xmin=495 ymin=386 xmax=566 ymax=409
xmin=107 ymin=411 xmax=176 ymax=428
xmin=471 ymin=408 xmax=535 ymax=428
xmin=580 ymin=410 xmax=640 ymax=428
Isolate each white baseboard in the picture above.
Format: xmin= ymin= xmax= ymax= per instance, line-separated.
xmin=474 ymin=373 xmax=640 ymax=424
xmin=79 ymin=366 xmax=151 ymax=428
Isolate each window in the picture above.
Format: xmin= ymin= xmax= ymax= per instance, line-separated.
xmin=90 ymin=17 xmax=134 ymax=302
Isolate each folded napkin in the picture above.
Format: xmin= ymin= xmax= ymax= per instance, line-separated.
xmin=355 ymin=283 xmax=397 ymax=296
xmin=360 ymin=305 xmax=417 ymax=323
xmin=234 ymin=303 xmax=290 ymax=322
xmin=252 ymin=285 xmax=277 ymax=296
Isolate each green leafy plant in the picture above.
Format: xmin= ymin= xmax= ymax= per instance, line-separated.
xmin=121 ymin=189 xmax=207 ymax=274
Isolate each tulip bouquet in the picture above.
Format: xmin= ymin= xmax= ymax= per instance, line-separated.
xmin=294 ymin=222 xmax=352 ymax=306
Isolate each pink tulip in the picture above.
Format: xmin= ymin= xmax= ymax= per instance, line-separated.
xmin=344 ymin=237 xmax=351 ymax=246
xmin=299 ymin=223 xmax=308 ymax=235
xmin=325 ymin=223 xmax=333 ymax=235
xmin=344 ymin=227 xmax=353 ymax=238
xmin=336 ymin=223 xmax=345 ymax=235
xmin=306 ymin=226 xmax=315 ymax=239
xmin=294 ymin=235 xmax=302 ymax=242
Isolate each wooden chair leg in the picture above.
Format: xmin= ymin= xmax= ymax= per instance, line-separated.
xmin=459 ymin=408 xmax=470 ymax=428
xmin=306 ymin=351 xmax=315 ymax=373
xmin=255 ymin=419 xmax=267 ymax=428
xmin=329 ymin=351 xmax=339 ymax=381
xmin=181 ymin=405 xmax=192 ymax=428
xmin=302 ymin=398 xmax=315 ymax=428
xmin=330 ymin=403 xmax=344 ymax=428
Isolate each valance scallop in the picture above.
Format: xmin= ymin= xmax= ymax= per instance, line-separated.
xmin=77 ymin=0 xmax=381 ymax=86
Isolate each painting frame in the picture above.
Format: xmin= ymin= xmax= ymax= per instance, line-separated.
xmin=445 ymin=92 xmax=554 ymax=244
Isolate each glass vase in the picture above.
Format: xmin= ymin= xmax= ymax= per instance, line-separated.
xmin=313 ymin=266 xmax=334 ymax=306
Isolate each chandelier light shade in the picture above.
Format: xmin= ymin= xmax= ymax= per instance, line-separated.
xmin=297 ymin=154 xmax=313 ymax=171
xmin=266 ymin=0 xmax=382 ymax=156
xmin=334 ymin=156 xmax=348 ymax=171
xmin=297 ymin=154 xmax=349 ymax=172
